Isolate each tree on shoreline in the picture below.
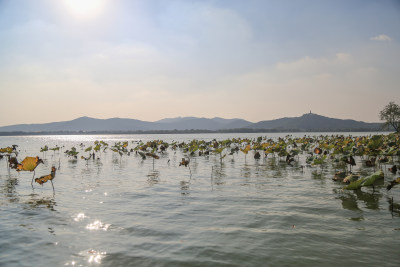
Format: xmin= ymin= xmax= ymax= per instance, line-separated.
xmin=380 ymin=102 xmax=400 ymax=133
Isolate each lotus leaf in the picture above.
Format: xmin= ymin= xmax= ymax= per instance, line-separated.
xmin=17 ymin=156 xmax=43 ymax=172
xmin=344 ymin=170 xmax=384 ymax=190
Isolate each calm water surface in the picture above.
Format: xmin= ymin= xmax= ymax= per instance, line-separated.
xmin=0 ymin=133 xmax=399 ymax=266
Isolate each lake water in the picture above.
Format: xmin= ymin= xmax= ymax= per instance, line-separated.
xmin=0 ymin=133 xmax=399 ymax=266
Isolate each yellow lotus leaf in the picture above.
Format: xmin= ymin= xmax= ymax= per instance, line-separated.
xmin=16 ymin=156 xmax=43 ymax=172
xmin=0 ymin=147 xmax=13 ymax=154
xmin=240 ymin=144 xmax=251 ymax=154
xmin=262 ymin=143 xmax=270 ymax=149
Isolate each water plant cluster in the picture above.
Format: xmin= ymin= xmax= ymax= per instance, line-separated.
xmin=1 ymin=133 xmax=399 ymax=194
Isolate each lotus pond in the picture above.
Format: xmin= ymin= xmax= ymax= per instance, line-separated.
xmin=0 ymin=132 xmax=399 ymax=267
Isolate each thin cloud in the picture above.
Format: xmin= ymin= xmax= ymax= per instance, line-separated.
xmin=370 ymin=34 xmax=392 ymax=41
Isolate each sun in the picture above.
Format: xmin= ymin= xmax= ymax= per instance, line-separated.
xmin=63 ymin=0 xmax=106 ymax=18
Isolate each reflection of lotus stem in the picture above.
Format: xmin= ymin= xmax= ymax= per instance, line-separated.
xmin=31 ymin=170 xmax=35 ymax=186
xmin=392 ymin=197 xmax=394 ymax=213
xmin=211 ymin=166 xmax=214 ymax=190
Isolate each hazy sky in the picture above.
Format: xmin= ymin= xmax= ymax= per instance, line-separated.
xmin=0 ymin=0 xmax=399 ymax=126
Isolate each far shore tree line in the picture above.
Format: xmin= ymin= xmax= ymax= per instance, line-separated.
xmin=380 ymin=101 xmax=400 ymax=133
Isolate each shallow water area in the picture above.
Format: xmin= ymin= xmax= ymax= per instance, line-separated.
xmin=0 ymin=133 xmax=399 ymax=266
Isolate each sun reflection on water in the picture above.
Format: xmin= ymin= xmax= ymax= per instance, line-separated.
xmin=88 ymin=250 xmax=107 ymax=264
xmin=66 ymin=249 xmax=107 ymax=265
xmin=73 ymin=213 xmax=86 ymax=222
xmin=86 ymin=220 xmax=110 ymax=231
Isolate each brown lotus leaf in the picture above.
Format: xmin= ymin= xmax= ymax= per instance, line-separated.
xmin=35 ymin=166 xmax=56 ymax=185
xmin=179 ymin=158 xmax=189 ymax=167
xmin=145 ymin=152 xmax=160 ymax=159
xmin=314 ymin=147 xmax=322 ymax=154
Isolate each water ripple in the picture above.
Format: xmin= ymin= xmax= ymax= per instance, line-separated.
xmin=1 ymin=133 xmax=399 ymax=267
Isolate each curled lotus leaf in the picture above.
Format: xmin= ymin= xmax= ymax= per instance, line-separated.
xmin=214 ymin=147 xmax=224 ymax=154
xmin=138 ymin=151 xmax=146 ymax=159
xmin=179 ymin=158 xmax=189 ymax=167
xmin=35 ymin=166 xmax=56 ymax=185
xmin=344 ymin=170 xmax=384 ymax=190
xmin=94 ymin=144 xmax=101 ymax=152
xmin=240 ymin=144 xmax=251 ymax=155
xmin=146 ymin=152 xmax=159 ymax=159
xmin=387 ymin=177 xmax=400 ymax=191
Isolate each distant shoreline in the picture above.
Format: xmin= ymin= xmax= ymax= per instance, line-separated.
xmin=0 ymin=128 xmax=388 ymax=136
xmin=0 ymin=113 xmax=385 ymax=134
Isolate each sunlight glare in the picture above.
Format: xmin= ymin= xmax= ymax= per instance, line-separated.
xmin=86 ymin=220 xmax=110 ymax=231
xmin=63 ymin=0 xmax=106 ymax=18
xmin=74 ymin=213 xmax=86 ymax=222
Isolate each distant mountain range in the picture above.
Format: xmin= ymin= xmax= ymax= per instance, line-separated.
xmin=250 ymin=113 xmax=382 ymax=131
xmin=0 ymin=113 xmax=383 ymax=134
